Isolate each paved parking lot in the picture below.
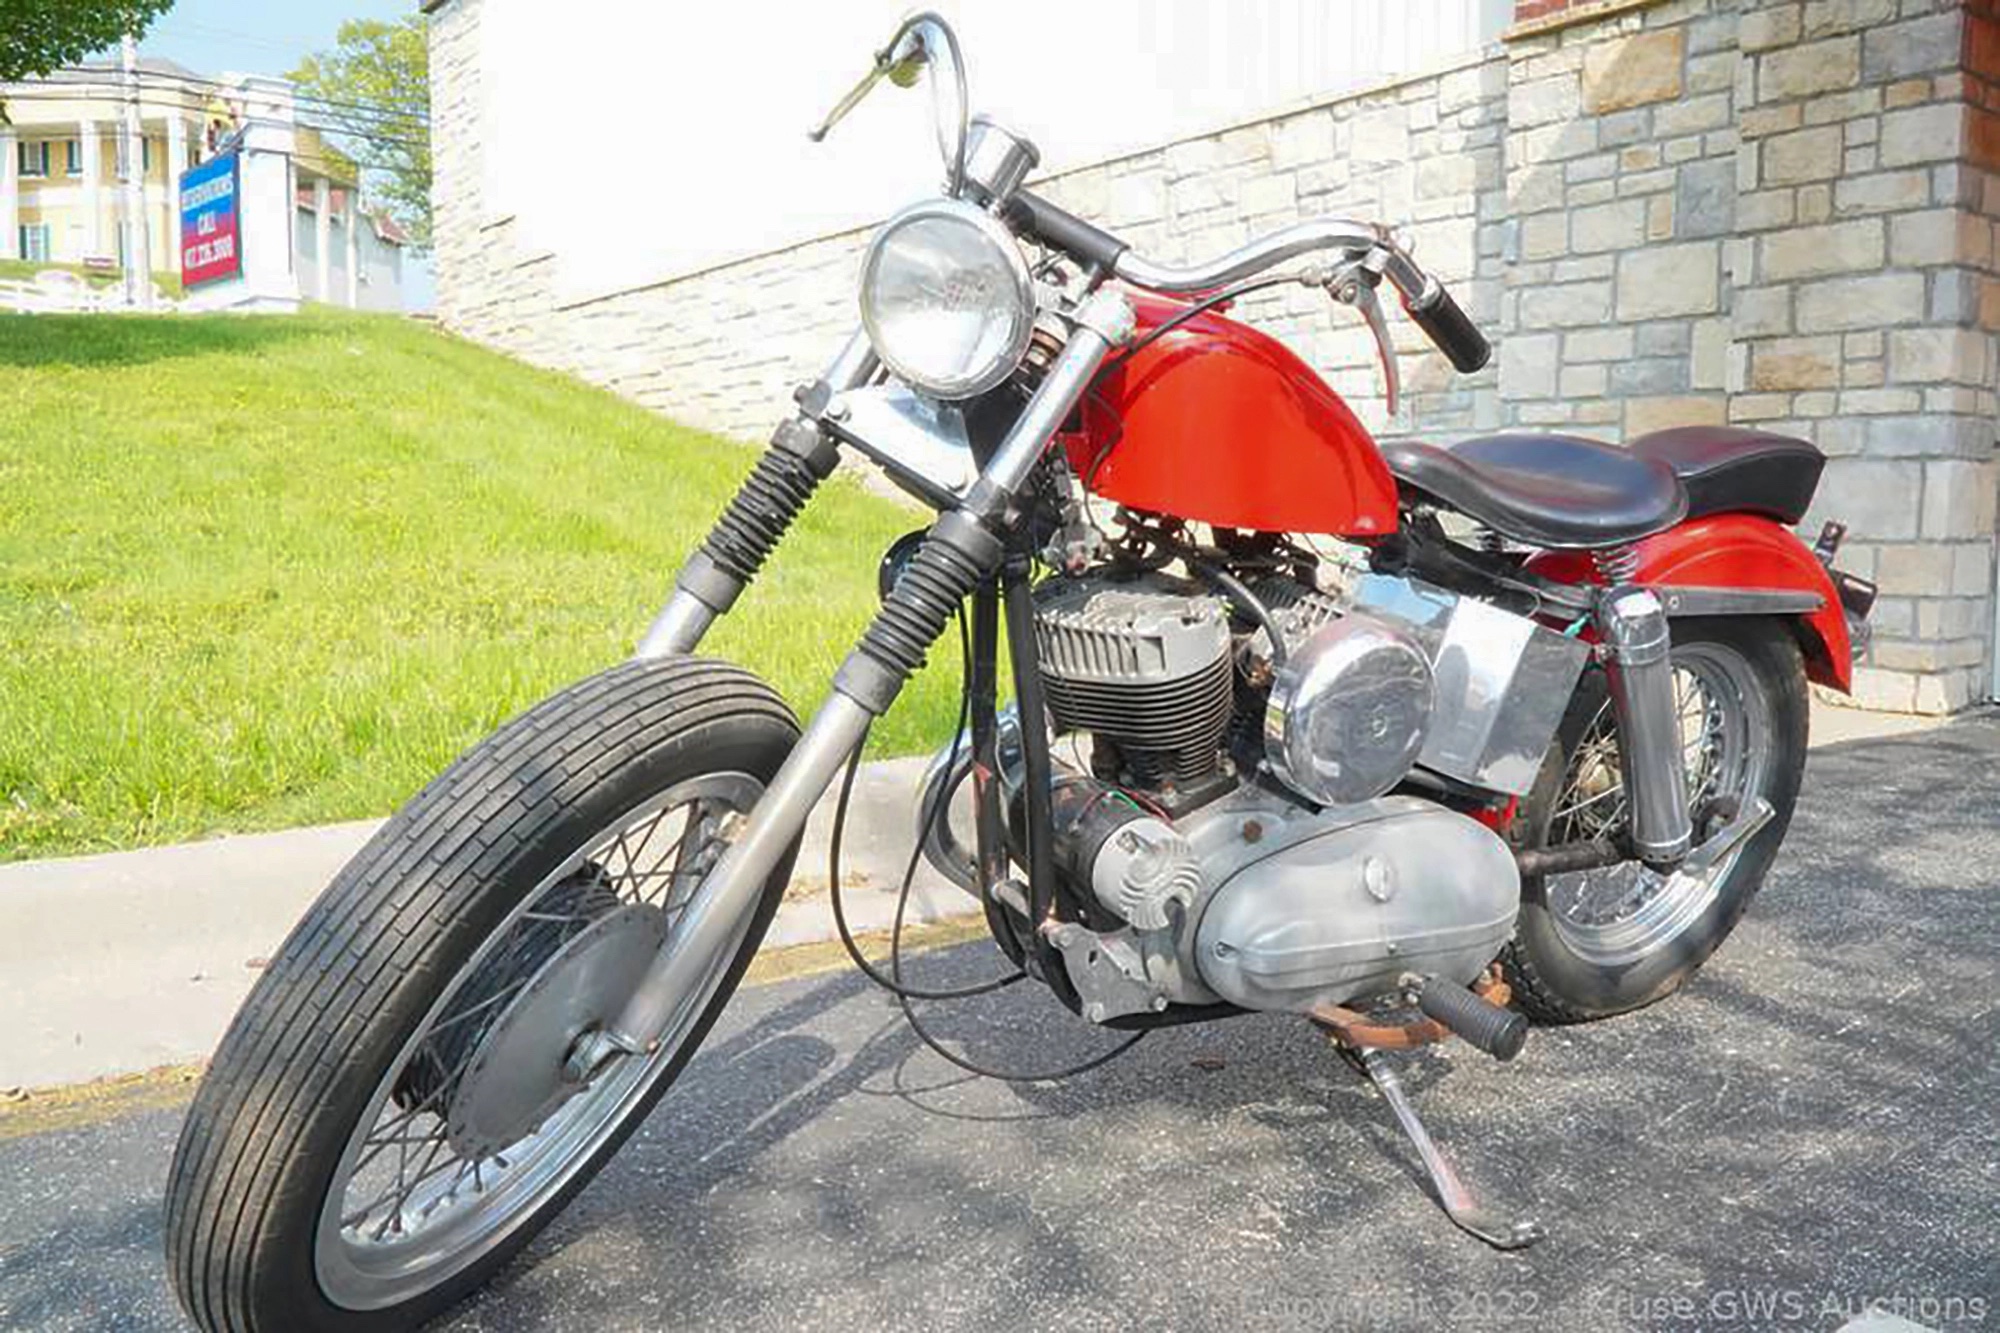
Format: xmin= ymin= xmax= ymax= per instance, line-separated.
xmin=2 ymin=717 xmax=1996 ymax=1331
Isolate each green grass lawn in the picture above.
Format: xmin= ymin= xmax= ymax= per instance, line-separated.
xmin=0 ymin=311 xmax=960 ymax=860
xmin=0 ymin=259 xmax=186 ymax=300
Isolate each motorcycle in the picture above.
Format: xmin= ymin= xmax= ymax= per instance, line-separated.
xmin=165 ymin=14 xmax=1879 ymax=1329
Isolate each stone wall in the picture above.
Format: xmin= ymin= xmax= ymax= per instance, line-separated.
xmin=427 ymin=0 xmax=1998 ymax=713
xmin=1481 ymin=0 xmax=1998 ymax=711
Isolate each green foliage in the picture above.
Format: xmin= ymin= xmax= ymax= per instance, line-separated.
xmin=0 ymin=0 xmax=172 ymax=86
xmin=290 ymin=17 xmax=432 ymax=249
xmin=0 ymin=311 xmax=958 ymax=860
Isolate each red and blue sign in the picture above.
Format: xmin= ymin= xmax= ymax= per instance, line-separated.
xmin=179 ymin=152 xmax=241 ymax=288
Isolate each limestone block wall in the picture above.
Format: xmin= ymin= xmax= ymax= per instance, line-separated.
xmin=427 ymin=0 xmax=1998 ymax=712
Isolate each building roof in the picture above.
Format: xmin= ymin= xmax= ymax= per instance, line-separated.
xmin=29 ymin=55 xmax=207 ymax=84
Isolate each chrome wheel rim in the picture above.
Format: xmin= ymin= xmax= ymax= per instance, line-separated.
xmin=313 ymin=773 xmax=762 ymax=1311
xmin=1545 ymin=642 xmax=1771 ymax=967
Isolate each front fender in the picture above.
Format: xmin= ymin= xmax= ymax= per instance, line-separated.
xmin=1526 ymin=514 xmax=1852 ymax=693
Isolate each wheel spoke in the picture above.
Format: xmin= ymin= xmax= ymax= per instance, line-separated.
xmin=322 ymin=772 xmax=767 ymax=1305
xmin=1542 ymin=642 xmax=1772 ymax=963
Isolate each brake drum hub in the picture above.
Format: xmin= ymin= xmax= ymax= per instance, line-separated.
xmin=445 ymin=902 xmax=667 ymax=1157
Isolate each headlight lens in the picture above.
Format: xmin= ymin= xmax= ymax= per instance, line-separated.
xmin=859 ymin=199 xmax=1034 ymax=400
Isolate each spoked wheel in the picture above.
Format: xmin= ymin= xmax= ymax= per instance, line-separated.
xmin=166 ymin=658 xmax=800 ymax=1332
xmin=1503 ymin=619 xmax=1810 ymax=1022
xmin=315 ymin=776 xmax=747 ymax=1311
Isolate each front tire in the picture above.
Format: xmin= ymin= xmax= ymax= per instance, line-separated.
xmin=1502 ymin=618 xmax=1810 ymax=1023
xmin=164 ymin=657 xmax=800 ymax=1332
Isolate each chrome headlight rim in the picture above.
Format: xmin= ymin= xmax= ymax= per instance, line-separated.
xmin=859 ymin=197 xmax=1035 ymax=401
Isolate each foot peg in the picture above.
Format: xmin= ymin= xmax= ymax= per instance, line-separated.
xmin=1355 ymin=1048 xmax=1546 ymax=1251
xmin=1414 ymin=976 xmax=1529 ymax=1061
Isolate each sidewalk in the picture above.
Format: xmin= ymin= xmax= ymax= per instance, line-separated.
xmin=0 ymin=755 xmax=971 ymax=1091
xmin=0 ymin=699 xmax=1946 ymax=1091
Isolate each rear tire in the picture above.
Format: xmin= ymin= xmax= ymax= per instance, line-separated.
xmin=1502 ymin=618 xmax=1809 ymax=1023
xmin=164 ymin=656 xmax=800 ymax=1332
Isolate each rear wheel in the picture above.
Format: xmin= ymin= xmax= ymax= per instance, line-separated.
xmin=164 ymin=657 xmax=800 ymax=1332
xmin=1502 ymin=618 xmax=1809 ymax=1022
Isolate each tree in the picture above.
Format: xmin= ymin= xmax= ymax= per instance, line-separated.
xmin=0 ymin=0 xmax=172 ymax=91
xmin=290 ymin=17 xmax=431 ymax=251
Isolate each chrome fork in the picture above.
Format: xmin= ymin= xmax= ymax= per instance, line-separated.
xmin=592 ymin=293 xmax=1135 ymax=1060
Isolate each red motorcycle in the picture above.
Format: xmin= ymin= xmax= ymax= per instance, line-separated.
xmin=166 ymin=15 xmax=1876 ymax=1329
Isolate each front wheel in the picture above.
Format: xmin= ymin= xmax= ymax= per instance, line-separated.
xmin=164 ymin=657 xmax=801 ymax=1332
xmin=1502 ymin=618 xmax=1810 ymax=1023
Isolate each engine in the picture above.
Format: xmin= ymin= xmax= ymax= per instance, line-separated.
xmin=1031 ymin=576 xmax=1236 ymax=800
xmin=919 ymin=560 xmax=1589 ymax=1024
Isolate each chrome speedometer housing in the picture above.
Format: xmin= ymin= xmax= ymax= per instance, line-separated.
xmin=858 ymin=198 xmax=1034 ymax=400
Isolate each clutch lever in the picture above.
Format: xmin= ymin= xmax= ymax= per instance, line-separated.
xmin=807 ymin=20 xmax=930 ymax=143
xmin=1326 ymin=249 xmax=1400 ymax=420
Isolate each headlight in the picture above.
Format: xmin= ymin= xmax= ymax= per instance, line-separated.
xmin=859 ymin=199 xmax=1034 ymax=400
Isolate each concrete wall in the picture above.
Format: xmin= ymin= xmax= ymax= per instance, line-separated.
xmin=427 ymin=0 xmax=2000 ymax=713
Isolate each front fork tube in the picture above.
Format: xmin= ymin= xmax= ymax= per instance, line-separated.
xmin=635 ymin=333 xmax=880 ymax=660
xmin=1594 ymin=586 xmax=1693 ymax=867
xmin=605 ymin=293 xmax=1134 ymax=1052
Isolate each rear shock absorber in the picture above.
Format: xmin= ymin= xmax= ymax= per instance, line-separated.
xmin=1594 ymin=584 xmax=1693 ymax=867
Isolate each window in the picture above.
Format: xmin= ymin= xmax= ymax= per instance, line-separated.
xmin=65 ymin=139 xmax=82 ymax=177
xmin=17 ymin=141 xmax=49 ymax=178
xmin=116 ymin=136 xmax=154 ymax=180
xmin=19 ymin=224 xmax=51 ymax=263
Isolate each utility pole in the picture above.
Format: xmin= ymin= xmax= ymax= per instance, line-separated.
xmin=121 ymin=33 xmax=154 ymax=309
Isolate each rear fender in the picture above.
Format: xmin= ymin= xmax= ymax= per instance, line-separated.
xmin=1525 ymin=513 xmax=1852 ymax=693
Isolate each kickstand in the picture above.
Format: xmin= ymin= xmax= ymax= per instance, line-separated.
xmin=1348 ymin=1047 xmax=1545 ymax=1251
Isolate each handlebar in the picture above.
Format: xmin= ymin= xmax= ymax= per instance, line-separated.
xmin=1009 ymin=188 xmax=1490 ymax=374
xmin=1401 ymin=280 xmax=1490 ymax=373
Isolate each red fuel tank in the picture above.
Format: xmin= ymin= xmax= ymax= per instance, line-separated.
xmin=1061 ymin=293 xmax=1399 ymax=537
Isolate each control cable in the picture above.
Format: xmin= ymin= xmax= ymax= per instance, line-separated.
xmin=827 ymin=607 xmax=1147 ymax=1080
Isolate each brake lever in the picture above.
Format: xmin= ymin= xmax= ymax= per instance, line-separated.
xmin=1328 ymin=256 xmax=1400 ymax=420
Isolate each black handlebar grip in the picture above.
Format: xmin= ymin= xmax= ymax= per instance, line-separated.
xmin=1418 ymin=978 xmax=1528 ymax=1061
xmin=1404 ymin=282 xmax=1492 ymax=373
xmin=1005 ymin=190 xmax=1129 ymax=273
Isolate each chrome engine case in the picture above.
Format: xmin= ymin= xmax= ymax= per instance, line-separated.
xmin=1181 ymin=791 xmax=1520 ymax=1013
xmin=1043 ymin=787 xmax=1522 ymax=1018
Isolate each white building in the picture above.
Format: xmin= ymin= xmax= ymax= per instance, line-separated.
xmin=448 ymin=0 xmax=1512 ymax=307
xmin=0 ymin=58 xmax=406 ymax=311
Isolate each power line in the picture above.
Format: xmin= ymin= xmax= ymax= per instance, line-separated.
xmin=6 ymin=70 xmax=428 ymax=130
xmin=0 ymin=90 xmax=432 ymax=153
xmin=148 ymin=19 xmax=338 ymax=53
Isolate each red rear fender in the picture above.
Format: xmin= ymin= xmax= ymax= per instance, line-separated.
xmin=1526 ymin=513 xmax=1853 ymax=693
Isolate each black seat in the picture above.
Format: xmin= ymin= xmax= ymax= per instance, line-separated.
xmin=1382 ymin=433 xmax=1688 ymax=549
xmin=1627 ymin=426 xmax=1824 ymax=524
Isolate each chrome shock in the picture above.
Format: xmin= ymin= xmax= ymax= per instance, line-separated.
xmin=1593 ymin=582 xmax=1693 ymax=867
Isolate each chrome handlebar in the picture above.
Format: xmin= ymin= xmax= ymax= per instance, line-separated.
xmin=1110 ymin=217 xmax=1397 ymax=294
xmin=1107 ymin=214 xmax=1489 ymax=374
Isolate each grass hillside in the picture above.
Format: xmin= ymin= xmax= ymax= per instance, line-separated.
xmin=0 ymin=311 xmax=958 ymax=860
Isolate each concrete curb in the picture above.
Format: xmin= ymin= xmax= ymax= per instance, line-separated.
xmin=0 ymin=754 xmax=976 ymax=1091
xmin=0 ymin=699 xmax=1947 ymax=1091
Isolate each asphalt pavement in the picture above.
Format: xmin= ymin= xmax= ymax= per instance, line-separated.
xmin=2 ymin=716 xmax=1996 ymax=1332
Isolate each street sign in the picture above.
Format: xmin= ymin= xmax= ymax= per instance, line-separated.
xmin=179 ymin=153 xmax=242 ymax=288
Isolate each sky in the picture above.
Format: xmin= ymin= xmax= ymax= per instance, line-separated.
xmin=120 ymin=0 xmax=434 ymax=309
